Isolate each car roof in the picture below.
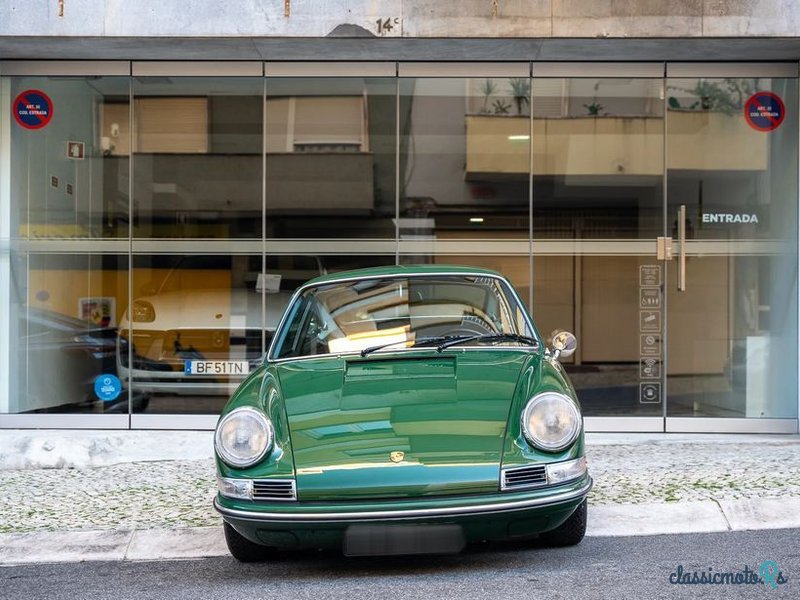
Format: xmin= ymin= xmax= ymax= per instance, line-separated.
xmin=304 ymin=264 xmax=504 ymax=287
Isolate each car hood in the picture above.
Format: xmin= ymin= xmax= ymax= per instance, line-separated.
xmin=121 ymin=290 xmax=292 ymax=330
xmin=276 ymin=350 xmax=541 ymax=501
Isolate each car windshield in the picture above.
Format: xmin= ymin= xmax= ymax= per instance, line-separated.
xmin=271 ymin=275 xmax=537 ymax=359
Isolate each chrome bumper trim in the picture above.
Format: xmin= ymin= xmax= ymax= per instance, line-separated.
xmin=214 ymin=477 xmax=592 ymax=522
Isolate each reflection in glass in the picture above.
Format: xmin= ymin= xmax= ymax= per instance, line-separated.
xmin=9 ymin=76 xmax=131 ymax=239
xmin=529 ymin=77 xmax=665 ymax=418
xmin=132 ymin=77 xmax=263 ymax=238
xmin=666 ymin=77 xmax=798 ymax=418
xmin=265 ymin=78 xmax=396 ymax=239
xmin=8 ymin=254 xmax=131 ymax=414
xmin=532 ymin=77 xmax=664 ymax=239
xmin=667 ymin=77 xmax=796 ymax=241
xmin=399 ymin=77 xmax=530 ymax=240
xmin=124 ymin=254 xmax=265 ymax=414
xmin=273 ymin=275 xmax=535 ymax=359
xmin=2 ymin=68 xmax=798 ymax=428
xmin=563 ymin=257 xmax=663 ymax=417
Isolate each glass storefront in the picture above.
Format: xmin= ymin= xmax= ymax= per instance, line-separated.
xmin=531 ymin=70 xmax=665 ymax=419
xmin=665 ymin=72 xmax=799 ymax=423
xmin=397 ymin=65 xmax=531 ymax=309
xmin=132 ymin=76 xmax=264 ymax=239
xmin=0 ymin=61 xmax=797 ymax=432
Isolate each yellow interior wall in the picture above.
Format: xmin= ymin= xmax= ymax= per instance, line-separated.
xmin=27 ymin=267 xmax=128 ymax=325
xmin=26 ymin=267 xmax=232 ymax=326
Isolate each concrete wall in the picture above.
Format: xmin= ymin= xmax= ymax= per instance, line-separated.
xmin=1 ymin=1 xmax=798 ymax=38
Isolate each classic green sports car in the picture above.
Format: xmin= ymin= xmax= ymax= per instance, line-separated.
xmin=213 ymin=265 xmax=592 ymax=561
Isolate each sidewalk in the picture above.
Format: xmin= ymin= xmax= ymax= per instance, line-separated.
xmin=1 ymin=431 xmax=799 ymax=564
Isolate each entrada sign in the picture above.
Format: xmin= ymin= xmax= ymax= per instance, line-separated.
xmin=702 ymin=213 xmax=759 ymax=224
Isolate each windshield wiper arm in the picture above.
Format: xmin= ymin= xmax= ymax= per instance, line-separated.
xmin=359 ymin=334 xmax=470 ymax=358
xmin=360 ymin=339 xmax=409 ymax=358
xmin=437 ymin=333 xmax=538 ymax=352
xmin=410 ymin=334 xmax=471 ymax=348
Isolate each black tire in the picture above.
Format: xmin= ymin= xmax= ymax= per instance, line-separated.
xmin=224 ymin=521 xmax=273 ymax=562
xmin=540 ymin=499 xmax=587 ymax=547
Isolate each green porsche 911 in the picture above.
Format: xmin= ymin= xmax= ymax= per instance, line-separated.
xmin=213 ymin=265 xmax=592 ymax=561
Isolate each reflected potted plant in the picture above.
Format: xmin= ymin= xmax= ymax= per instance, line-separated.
xmin=508 ymin=78 xmax=530 ymax=115
xmin=492 ymin=99 xmax=511 ymax=114
xmin=582 ymin=101 xmax=604 ymax=116
xmin=479 ymin=79 xmax=497 ymax=114
xmin=667 ymin=78 xmax=758 ymax=114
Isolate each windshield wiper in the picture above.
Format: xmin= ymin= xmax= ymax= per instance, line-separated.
xmin=359 ymin=334 xmax=470 ymax=358
xmin=436 ymin=333 xmax=538 ymax=352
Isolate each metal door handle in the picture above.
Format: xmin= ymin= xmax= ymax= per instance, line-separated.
xmin=678 ymin=204 xmax=686 ymax=292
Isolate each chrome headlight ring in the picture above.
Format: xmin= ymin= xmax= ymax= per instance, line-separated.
xmin=214 ymin=407 xmax=274 ymax=469
xmin=521 ymin=392 xmax=581 ymax=452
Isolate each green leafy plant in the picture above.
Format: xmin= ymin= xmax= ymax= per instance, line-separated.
xmin=583 ymin=101 xmax=604 ymax=116
xmin=667 ymin=78 xmax=758 ymax=115
xmin=508 ymin=78 xmax=530 ymax=115
xmin=492 ymin=99 xmax=511 ymax=115
xmin=479 ymin=79 xmax=497 ymax=113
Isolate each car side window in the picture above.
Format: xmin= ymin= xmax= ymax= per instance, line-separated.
xmin=296 ymin=308 xmax=328 ymax=357
xmin=274 ymin=297 xmax=309 ymax=359
xmin=275 ymin=295 xmax=330 ymax=359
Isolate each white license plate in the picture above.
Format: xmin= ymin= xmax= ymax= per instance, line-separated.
xmin=184 ymin=360 xmax=250 ymax=376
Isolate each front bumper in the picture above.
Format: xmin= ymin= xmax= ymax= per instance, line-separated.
xmin=214 ymin=475 xmax=592 ymax=548
xmin=215 ymin=476 xmax=592 ymax=523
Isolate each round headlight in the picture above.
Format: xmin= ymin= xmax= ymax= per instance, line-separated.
xmin=521 ymin=392 xmax=581 ymax=452
xmin=131 ymin=300 xmax=155 ymax=323
xmin=215 ymin=407 xmax=273 ymax=468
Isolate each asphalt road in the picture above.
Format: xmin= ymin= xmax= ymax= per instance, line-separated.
xmin=1 ymin=529 xmax=797 ymax=600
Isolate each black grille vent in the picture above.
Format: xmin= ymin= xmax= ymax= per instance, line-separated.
xmin=252 ymin=479 xmax=296 ymax=501
xmin=502 ymin=465 xmax=547 ymax=490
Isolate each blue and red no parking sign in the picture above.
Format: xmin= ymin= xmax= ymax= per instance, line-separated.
xmin=744 ymin=91 xmax=785 ymax=132
xmin=12 ymin=89 xmax=54 ymax=130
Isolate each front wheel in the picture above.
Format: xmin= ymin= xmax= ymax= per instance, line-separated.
xmin=224 ymin=521 xmax=274 ymax=562
xmin=540 ymin=499 xmax=587 ymax=547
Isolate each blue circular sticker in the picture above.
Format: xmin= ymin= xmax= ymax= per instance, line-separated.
xmin=13 ymin=89 xmax=54 ymax=130
xmin=744 ymin=92 xmax=785 ymax=132
xmin=94 ymin=374 xmax=122 ymax=402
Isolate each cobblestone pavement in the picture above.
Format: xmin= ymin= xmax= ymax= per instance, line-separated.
xmin=0 ymin=459 xmax=219 ymax=534
xmin=1 ymin=438 xmax=799 ymax=533
xmin=586 ymin=438 xmax=800 ymax=505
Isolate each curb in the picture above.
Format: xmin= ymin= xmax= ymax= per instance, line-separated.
xmin=3 ymin=431 xmax=797 ymax=471
xmin=0 ymin=430 xmax=214 ymax=471
xmin=2 ymin=497 xmax=799 ymax=566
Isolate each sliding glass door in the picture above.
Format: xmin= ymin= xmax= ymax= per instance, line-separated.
xmin=665 ymin=64 xmax=798 ymax=432
xmin=531 ymin=63 xmax=667 ymax=431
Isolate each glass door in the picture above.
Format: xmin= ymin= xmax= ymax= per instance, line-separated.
xmin=664 ymin=64 xmax=799 ymax=433
xmin=531 ymin=63 xmax=667 ymax=431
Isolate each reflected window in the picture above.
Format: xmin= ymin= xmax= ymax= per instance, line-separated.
xmin=532 ymin=77 xmax=664 ymax=239
xmin=265 ymin=78 xmax=397 ymax=239
xmin=399 ymin=77 xmax=530 ymax=239
xmin=132 ymin=77 xmax=264 ymax=239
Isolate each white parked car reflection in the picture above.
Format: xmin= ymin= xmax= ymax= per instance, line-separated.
xmin=117 ymin=256 xmax=324 ymax=395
